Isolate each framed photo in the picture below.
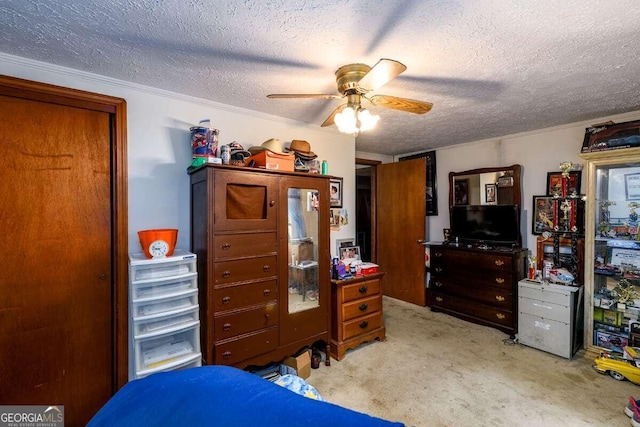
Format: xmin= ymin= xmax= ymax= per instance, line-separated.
xmin=546 ymin=171 xmax=581 ymax=197
xmin=398 ymin=150 xmax=438 ymax=216
xmin=339 ymin=245 xmax=360 ymax=261
xmin=532 ymin=195 xmax=555 ymax=235
xmin=625 ymin=173 xmax=640 ymax=200
xmin=330 ymin=178 xmax=343 ymax=208
xmin=485 ymin=183 xmax=496 ymax=203
xmin=335 ymin=238 xmax=355 ymax=256
xmin=454 ymin=179 xmax=469 ymax=205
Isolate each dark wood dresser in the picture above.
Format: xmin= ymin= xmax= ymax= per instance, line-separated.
xmin=330 ymin=272 xmax=386 ymax=360
xmin=429 ymin=244 xmax=527 ymax=337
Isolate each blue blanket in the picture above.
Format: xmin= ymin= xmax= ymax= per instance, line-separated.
xmin=88 ymin=366 xmax=405 ymax=426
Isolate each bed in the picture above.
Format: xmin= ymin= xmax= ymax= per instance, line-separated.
xmin=88 ymin=365 xmax=405 ymax=426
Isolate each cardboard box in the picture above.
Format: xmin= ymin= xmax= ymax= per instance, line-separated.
xmin=283 ymin=349 xmax=311 ymax=379
xmin=251 ymin=150 xmax=294 ymax=171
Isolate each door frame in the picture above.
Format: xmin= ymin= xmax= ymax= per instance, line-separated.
xmin=355 ymin=158 xmax=380 ymax=262
xmin=0 ymin=75 xmax=129 ymax=390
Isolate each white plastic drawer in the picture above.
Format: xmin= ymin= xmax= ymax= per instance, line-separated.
xmin=133 ymin=306 xmax=200 ymax=336
xmin=518 ymin=296 xmax=570 ymax=323
xmin=132 ymin=289 xmax=198 ymax=318
xmin=131 ymin=273 xmax=197 ymax=300
xmin=518 ymin=312 xmax=571 ymax=358
xmin=131 ymin=257 xmax=196 ymax=281
xmin=135 ymin=325 xmax=201 ymax=375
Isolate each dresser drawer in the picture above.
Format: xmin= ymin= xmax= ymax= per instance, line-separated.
xmin=431 ymin=271 xmax=513 ymax=292
xmin=342 ymin=312 xmax=383 ymax=340
xmin=213 ymin=232 xmax=277 ymax=260
xmin=214 ymin=302 xmax=278 ymax=340
xmin=213 ymin=280 xmax=277 ymax=311
xmin=342 ymin=279 xmax=381 ymax=303
xmin=432 ymin=248 xmax=513 ymax=272
xmin=432 ymin=292 xmax=513 ymax=328
xmin=518 ymin=297 xmax=569 ymax=324
xmin=214 ymin=256 xmax=277 ymax=285
xmin=432 ymin=279 xmax=512 ymax=309
xmin=214 ymin=327 xmax=278 ymax=365
xmin=343 ymin=295 xmax=382 ymax=321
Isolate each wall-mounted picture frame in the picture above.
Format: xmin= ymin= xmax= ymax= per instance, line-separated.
xmin=546 ymin=171 xmax=581 ymax=197
xmin=330 ymin=178 xmax=343 ymax=208
xmin=339 ymin=245 xmax=360 ymax=261
xmin=335 ymin=238 xmax=355 ymax=257
xmin=454 ymin=179 xmax=469 ymax=205
xmin=625 ymin=172 xmax=640 ymax=200
xmin=532 ymin=195 xmax=555 ymax=235
xmin=485 ymin=183 xmax=496 ymax=203
xmin=398 ymin=150 xmax=438 ymax=216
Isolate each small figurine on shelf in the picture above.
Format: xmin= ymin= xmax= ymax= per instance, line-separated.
xmin=599 ymin=200 xmax=616 ymax=237
xmin=612 ymin=278 xmax=640 ymax=310
xmin=629 ymin=202 xmax=640 ymax=224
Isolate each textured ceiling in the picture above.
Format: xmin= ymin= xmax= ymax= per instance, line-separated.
xmin=2 ymin=0 xmax=640 ymax=155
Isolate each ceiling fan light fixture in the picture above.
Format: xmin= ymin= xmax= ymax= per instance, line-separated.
xmin=335 ymin=106 xmax=379 ymax=135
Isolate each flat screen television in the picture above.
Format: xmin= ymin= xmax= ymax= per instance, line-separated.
xmin=450 ymin=204 xmax=520 ymax=247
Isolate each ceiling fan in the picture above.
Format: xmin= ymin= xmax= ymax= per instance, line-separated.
xmin=267 ymin=58 xmax=433 ymax=133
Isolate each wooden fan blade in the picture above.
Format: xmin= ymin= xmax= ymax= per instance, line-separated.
xmin=267 ymin=94 xmax=342 ymax=99
xmin=357 ymin=59 xmax=407 ymax=92
xmin=321 ymin=104 xmax=348 ymax=127
xmin=368 ymin=94 xmax=433 ymax=114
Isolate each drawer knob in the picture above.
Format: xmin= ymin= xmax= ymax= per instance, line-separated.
xmin=359 ymin=320 xmax=369 ymax=329
xmin=496 ymin=313 xmax=506 ymax=320
xmin=263 ymin=265 xmax=271 ymax=272
xmin=222 ymin=271 xmax=231 ymax=278
xmin=359 ymin=303 xmax=368 ymax=311
xmin=495 ymin=295 xmax=505 ymax=302
xmin=223 ymin=323 xmax=231 ymax=331
xmin=434 ymin=281 xmax=443 ymax=287
xmin=494 ymin=260 xmax=505 ymax=266
xmin=495 ymin=277 xmax=505 ymax=284
xmin=434 ymin=252 xmax=442 ymax=257
xmin=221 ymin=243 xmax=231 ymax=250
xmin=435 ymin=267 xmax=443 ymax=273
xmin=222 ymin=351 xmax=232 ymax=359
xmin=263 ymin=289 xmax=271 ymax=296
xmin=435 ymin=296 xmax=443 ymax=302
xmin=269 ymin=200 xmax=276 ymax=207
xmin=358 ymin=286 xmax=368 ymax=294
xmin=222 ymin=296 xmax=231 ymax=304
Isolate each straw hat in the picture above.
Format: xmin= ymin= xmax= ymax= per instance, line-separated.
xmin=285 ymin=140 xmax=317 ymax=160
xmin=248 ymin=138 xmax=287 ymax=155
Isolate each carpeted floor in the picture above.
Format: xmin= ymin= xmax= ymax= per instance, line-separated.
xmin=308 ymin=296 xmax=638 ymax=427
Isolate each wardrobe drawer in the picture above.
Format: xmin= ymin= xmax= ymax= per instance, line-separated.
xmin=213 ymin=232 xmax=277 ymax=260
xmin=342 ymin=312 xmax=383 ymax=340
xmin=214 ymin=302 xmax=278 ymax=340
xmin=213 ymin=280 xmax=277 ymax=312
xmin=342 ymin=279 xmax=381 ymax=303
xmin=214 ymin=327 xmax=278 ymax=366
xmin=342 ymin=295 xmax=382 ymax=321
xmin=214 ymin=256 xmax=277 ymax=285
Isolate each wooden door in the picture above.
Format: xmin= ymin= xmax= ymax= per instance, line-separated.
xmin=0 ymin=77 xmax=128 ymax=426
xmin=376 ymin=158 xmax=427 ymax=305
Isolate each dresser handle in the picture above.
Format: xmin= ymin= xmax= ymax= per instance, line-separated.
xmin=434 ymin=252 xmax=442 ymax=257
xmin=434 ymin=281 xmax=443 ymax=287
xmin=359 ymin=303 xmax=368 ymax=311
xmin=359 ymin=286 xmax=368 ymax=294
xmin=263 ymin=289 xmax=271 ymax=296
xmin=496 ymin=313 xmax=506 ymax=320
xmin=263 ymin=265 xmax=271 ymax=272
xmin=222 ymin=296 xmax=231 ymax=304
xmin=359 ymin=321 xmax=369 ymax=329
xmin=495 ymin=277 xmax=505 ymax=284
xmin=222 ymin=271 xmax=231 ymax=278
xmin=495 ymin=295 xmax=505 ymax=302
xmin=494 ymin=260 xmax=505 ymax=266
xmin=223 ymin=323 xmax=231 ymax=331
xmin=435 ymin=267 xmax=443 ymax=273
xmin=221 ymin=243 xmax=231 ymax=250
xmin=222 ymin=351 xmax=232 ymax=359
xmin=435 ymin=296 xmax=443 ymax=302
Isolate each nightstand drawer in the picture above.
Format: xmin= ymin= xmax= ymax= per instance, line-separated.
xmin=342 ymin=279 xmax=381 ymax=303
xmin=342 ymin=312 xmax=383 ymax=340
xmin=343 ymin=295 xmax=381 ymax=321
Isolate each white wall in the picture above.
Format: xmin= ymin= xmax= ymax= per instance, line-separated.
xmin=0 ymin=53 xmax=356 ymax=256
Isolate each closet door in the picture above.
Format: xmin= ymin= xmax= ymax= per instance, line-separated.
xmin=0 ymin=94 xmax=113 ymax=425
